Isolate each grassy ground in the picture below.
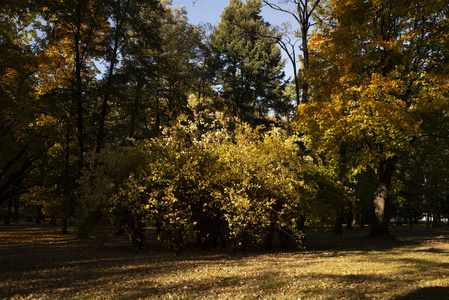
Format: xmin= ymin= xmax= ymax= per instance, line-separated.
xmin=0 ymin=222 xmax=448 ymax=299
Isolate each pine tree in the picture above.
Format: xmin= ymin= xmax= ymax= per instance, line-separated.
xmin=210 ymin=0 xmax=288 ymax=123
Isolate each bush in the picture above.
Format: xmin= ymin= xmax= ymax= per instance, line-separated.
xmin=78 ymin=107 xmax=339 ymax=251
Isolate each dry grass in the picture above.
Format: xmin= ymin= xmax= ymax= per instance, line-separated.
xmin=1 ymin=223 xmax=448 ymax=299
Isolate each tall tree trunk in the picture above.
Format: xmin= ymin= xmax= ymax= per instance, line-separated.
xmin=62 ymin=119 xmax=72 ymax=235
xmin=74 ymin=1 xmax=84 ymax=171
xmin=293 ymin=58 xmax=300 ymax=107
xmin=129 ymin=81 xmax=144 ymax=139
xmin=96 ymin=15 xmax=123 ymax=153
xmin=370 ymin=158 xmax=397 ymax=236
xmin=96 ymin=72 xmax=113 ymax=153
xmin=300 ymin=20 xmax=309 ymax=104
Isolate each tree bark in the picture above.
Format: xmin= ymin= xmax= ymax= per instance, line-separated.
xmin=333 ymin=206 xmax=344 ymax=235
xmin=74 ymin=1 xmax=84 ymax=171
xmin=129 ymin=80 xmax=144 ymax=139
xmin=370 ymin=158 xmax=397 ymax=236
xmin=96 ymin=11 xmax=124 ymax=153
xmin=300 ymin=17 xmax=309 ymax=104
xmin=4 ymin=199 xmax=12 ymax=225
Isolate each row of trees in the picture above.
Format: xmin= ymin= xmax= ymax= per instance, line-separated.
xmin=1 ymin=0 xmax=449 ymax=250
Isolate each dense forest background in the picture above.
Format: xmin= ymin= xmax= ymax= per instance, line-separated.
xmin=1 ymin=0 xmax=449 ymax=251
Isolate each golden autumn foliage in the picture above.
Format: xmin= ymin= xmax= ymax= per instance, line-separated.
xmin=78 ymin=100 xmax=340 ymax=251
xmin=295 ymin=0 xmax=449 ymax=235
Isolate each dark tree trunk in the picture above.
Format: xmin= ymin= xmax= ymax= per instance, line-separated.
xmin=300 ymin=29 xmax=309 ymax=104
xmin=61 ymin=218 xmax=68 ymax=234
xmin=346 ymin=204 xmax=354 ymax=229
xmin=35 ymin=205 xmax=42 ymax=224
xmin=74 ymin=0 xmax=84 ymax=171
xmin=96 ymin=75 xmax=113 ymax=152
xmin=4 ymin=199 xmax=12 ymax=225
xmin=433 ymin=212 xmax=441 ymax=228
xmin=333 ymin=206 xmax=344 ymax=235
xmin=12 ymin=198 xmax=19 ymax=222
xmin=265 ymin=221 xmax=276 ymax=251
xmin=360 ymin=214 xmax=365 ymax=229
xmin=278 ymin=227 xmax=292 ymax=249
xmin=96 ymin=15 xmax=123 ymax=152
xmin=370 ymin=158 xmax=397 ymax=237
xmin=129 ymin=81 xmax=144 ymax=139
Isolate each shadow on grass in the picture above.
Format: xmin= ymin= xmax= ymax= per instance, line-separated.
xmin=394 ymin=286 xmax=449 ymax=300
xmin=303 ymin=233 xmax=419 ymax=253
xmin=303 ymin=226 xmax=449 ymax=253
xmin=1 ymin=223 xmax=448 ymax=299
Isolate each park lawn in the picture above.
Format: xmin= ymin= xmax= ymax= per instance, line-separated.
xmin=0 ymin=223 xmax=448 ymax=299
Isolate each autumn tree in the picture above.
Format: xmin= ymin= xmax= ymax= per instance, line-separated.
xmin=107 ymin=4 xmax=206 ymax=140
xmin=296 ymin=0 xmax=449 ymax=236
xmin=95 ymin=0 xmax=163 ymax=146
xmin=211 ymin=0 xmax=288 ymax=123
xmin=0 ymin=1 xmax=56 ymax=208
xmin=41 ymin=0 xmax=110 ymax=169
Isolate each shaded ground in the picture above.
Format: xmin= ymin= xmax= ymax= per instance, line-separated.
xmin=0 ymin=222 xmax=448 ymax=299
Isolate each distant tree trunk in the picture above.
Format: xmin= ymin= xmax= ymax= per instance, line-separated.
xmin=360 ymin=214 xmax=365 ymax=228
xmin=96 ymin=13 xmax=123 ymax=153
xmin=433 ymin=211 xmax=441 ymax=228
xmin=265 ymin=220 xmax=276 ymax=251
xmin=62 ymin=118 xmax=72 ymax=235
xmin=4 ymin=198 xmax=12 ymax=225
xmin=155 ymin=96 xmax=161 ymax=132
xmin=333 ymin=206 xmax=344 ymax=235
xmin=74 ymin=0 xmax=84 ymax=172
xmin=12 ymin=198 xmax=19 ymax=222
xmin=35 ymin=205 xmax=42 ymax=224
xmin=278 ymin=227 xmax=293 ymax=249
xmin=129 ymin=81 xmax=144 ymax=139
xmin=346 ymin=204 xmax=353 ymax=229
xmin=61 ymin=218 xmax=68 ymax=234
xmin=370 ymin=158 xmax=397 ymax=237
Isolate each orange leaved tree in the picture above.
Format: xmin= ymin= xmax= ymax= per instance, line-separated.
xmin=295 ymin=0 xmax=449 ymax=236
